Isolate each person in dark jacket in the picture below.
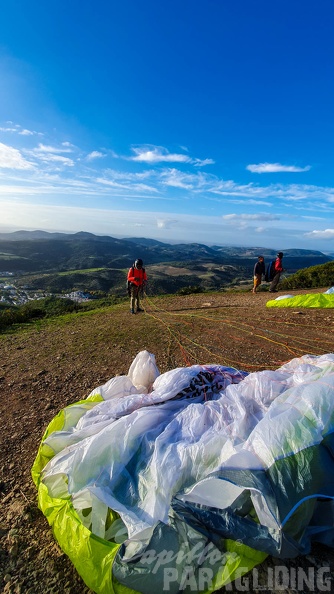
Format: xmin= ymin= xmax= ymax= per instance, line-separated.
xmin=252 ymin=255 xmax=265 ymax=293
xmin=127 ymin=258 xmax=147 ymax=314
xmin=269 ymin=252 xmax=284 ymax=292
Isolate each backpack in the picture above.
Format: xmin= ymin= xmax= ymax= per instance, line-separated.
xmin=127 ymin=266 xmax=145 ymax=295
xmin=265 ymin=260 xmax=276 ymax=282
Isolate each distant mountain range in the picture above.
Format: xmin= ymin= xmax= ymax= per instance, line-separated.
xmin=0 ymin=230 xmax=332 ymax=294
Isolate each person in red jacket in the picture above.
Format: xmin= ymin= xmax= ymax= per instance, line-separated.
xmin=127 ymin=258 xmax=147 ymax=314
xmin=269 ymin=252 xmax=284 ymax=293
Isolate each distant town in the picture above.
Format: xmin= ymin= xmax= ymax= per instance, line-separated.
xmin=0 ymin=272 xmax=94 ymax=306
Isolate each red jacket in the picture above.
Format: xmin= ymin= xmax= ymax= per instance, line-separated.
xmin=274 ymin=257 xmax=283 ymax=272
xmin=127 ymin=266 xmax=147 ymax=287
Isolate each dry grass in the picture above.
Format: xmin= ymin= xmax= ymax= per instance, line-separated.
xmin=1 ymin=289 xmax=334 ymax=593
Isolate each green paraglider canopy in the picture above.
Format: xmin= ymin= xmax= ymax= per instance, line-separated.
xmin=32 ymin=350 xmax=334 ymax=594
xmin=266 ymin=293 xmax=334 ymax=308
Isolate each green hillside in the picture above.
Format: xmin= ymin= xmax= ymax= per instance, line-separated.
xmin=16 ymin=268 xmax=126 ymax=294
xmin=0 ymin=231 xmax=332 ymax=296
xmin=281 ymin=261 xmax=334 ymax=290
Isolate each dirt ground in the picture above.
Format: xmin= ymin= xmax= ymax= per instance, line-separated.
xmin=1 ymin=288 xmax=334 ymax=593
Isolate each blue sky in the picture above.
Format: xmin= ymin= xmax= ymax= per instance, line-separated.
xmin=0 ymin=0 xmax=334 ymax=251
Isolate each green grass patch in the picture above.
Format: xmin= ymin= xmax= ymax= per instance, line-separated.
xmin=57 ymin=267 xmax=109 ymax=276
xmin=0 ymin=294 xmax=129 ymax=334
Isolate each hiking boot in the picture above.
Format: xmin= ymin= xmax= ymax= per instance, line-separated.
xmin=130 ymin=309 xmax=135 ymax=314
xmin=137 ymin=307 xmax=144 ymax=312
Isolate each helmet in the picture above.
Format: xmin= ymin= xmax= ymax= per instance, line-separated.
xmin=277 ymin=252 xmax=283 ymax=258
xmin=135 ymin=258 xmax=143 ymax=267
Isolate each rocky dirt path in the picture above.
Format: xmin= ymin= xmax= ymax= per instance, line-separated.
xmin=1 ymin=290 xmax=334 ymax=593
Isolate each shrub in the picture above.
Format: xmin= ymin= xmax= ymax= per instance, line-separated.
xmin=281 ymin=261 xmax=334 ymax=290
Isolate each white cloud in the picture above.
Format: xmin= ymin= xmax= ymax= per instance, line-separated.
xmin=209 ymin=179 xmax=258 ymax=197
xmin=222 ymin=213 xmax=280 ymax=221
xmin=0 ymin=184 xmax=40 ymax=195
xmin=279 ymin=184 xmax=334 ymax=202
xmin=193 ymin=158 xmax=215 ymax=167
xmin=103 ymin=168 xmax=154 ymax=181
xmin=228 ymin=199 xmax=273 ymax=206
xmin=304 ymin=229 xmax=334 ymax=239
xmin=304 ymin=202 xmax=334 ymax=212
xmin=132 ymin=183 xmax=160 ymax=193
xmin=301 ymin=215 xmax=326 ymax=221
xmin=131 ymin=146 xmax=191 ymax=164
xmin=160 ymin=168 xmax=197 ymax=189
xmin=247 ymin=163 xmax=311 ymax=173
xmin=129 ymin=145 xmax=214 ymax=167
xmin=19 ymin=129 xmax=34 ymax=136
xmin=0 ymin=127 xmax=18 ymax=133
xmin=96 ymin=177 xmax=159 ymax=193
xmin=86 ymin=151 xmax=107 ymax=161
xmin=33 ymin=143 xmax=73 ymax=154
xmin=0 ymin=122 xmax=42 ymax=136
xmin=157 ymin=218 xmax=178 ymax=229
xmin=0 ymin=142 xmax=35 ymax=170
xmin=35 ymin=153 xmax=75 ymax=167
xmin=95 ymin=178 xmax=131 ymax=189
xmin=23 ymin=142 xmax=76 ymax=167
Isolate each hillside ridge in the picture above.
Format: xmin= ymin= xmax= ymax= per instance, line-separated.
xmin=0 ymin=231 xmax=331 ymax=296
